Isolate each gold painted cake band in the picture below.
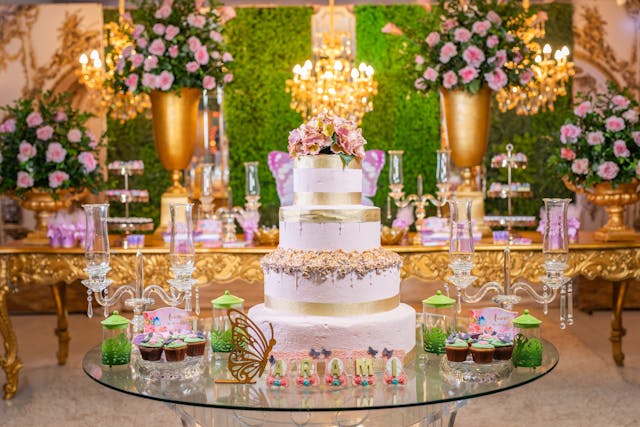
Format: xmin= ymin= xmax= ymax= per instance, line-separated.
xmin=279 ymin=208 xmax=380 ymax=223
xmin=264 ymin=294 xmax=400 ymax=316
xmin=294 ymin=155 xmax=361 ymax=170
xmin=294 ymin=192 xmax=361 ymax=206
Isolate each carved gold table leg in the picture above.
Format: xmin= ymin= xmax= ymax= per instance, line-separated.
xmin=610 ymin=281 xmax=629 ymax=367
xmin=0 ymin=259 xmax=23 ymax=399
xmin=51 ymin=282 xmax=70 ymax=366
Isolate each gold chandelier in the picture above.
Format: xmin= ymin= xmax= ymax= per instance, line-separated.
xmin=286 ymin=0 xmax=377 ymax=124
xmin=77 ymin=4 xmax=150 ymax=122
xmin=496 ymin=6 xmax=574 ymax=115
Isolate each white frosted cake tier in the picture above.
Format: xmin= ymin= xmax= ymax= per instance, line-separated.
xmin=292 ymin=155 xmax=362 ymax=206
xmin=263 ymin=265 xmax=400 ymax=309
xmin=279 ymin=220 xmax=380 ymax=251
xmin=293 ymin=167 xmax=362 ymax=194
xmin=248 ymin=303 xmax=416 ymax=355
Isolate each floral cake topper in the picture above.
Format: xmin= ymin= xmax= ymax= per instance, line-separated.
xmin=287 ymin=113 xmax=367 ymax=163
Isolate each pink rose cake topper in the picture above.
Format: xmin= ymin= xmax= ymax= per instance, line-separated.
xmin=287 ymin=113 xmax=367 ymax=160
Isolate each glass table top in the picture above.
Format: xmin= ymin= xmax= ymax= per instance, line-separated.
xmin=83 ymin=340 xmax=558 ymax=412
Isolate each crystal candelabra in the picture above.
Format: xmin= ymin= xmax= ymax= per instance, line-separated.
xmin=446 ymin=198 xmax=573 ymax=328
xmin=81 ymin=203 xmax=200 ymax=334
xmin=386 ymin=150 xmax=450 ymax=231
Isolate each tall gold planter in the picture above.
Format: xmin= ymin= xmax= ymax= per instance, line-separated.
xmin=14 ymin=189 xmax=87 ymax=245
xmin=149 ymin=88 xmax=201 ymax=236
xmin=441 ymin=86 xmax=492 ymax=236
xmin=150 ymin=88 xmax=202 ymax=194
xmin=440 ymin=86 xmax=492 ymax=192
xmin=564 ymin=177 xmax=639 ymax=242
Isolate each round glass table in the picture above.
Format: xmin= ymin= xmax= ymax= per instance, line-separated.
xmin=83 ymin=340 xmax=558 ymax=427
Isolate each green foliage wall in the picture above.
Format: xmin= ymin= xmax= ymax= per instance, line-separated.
xmin=355 ymin=5 xmax=441 ymax=217
xmin=224 ymin=7 xmax=312 ymax=225
xmin=485 ymin=2 xmax=574 ymax=219
xmin=104 ymin=3 xmax=574 ymax=225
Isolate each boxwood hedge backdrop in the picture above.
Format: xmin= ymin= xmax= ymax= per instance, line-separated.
xmin=106 ymin=3 xmax=573 ymax=227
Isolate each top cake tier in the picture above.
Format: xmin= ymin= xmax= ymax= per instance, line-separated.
xmin=293 ymin=155 xmax=362 ymax=206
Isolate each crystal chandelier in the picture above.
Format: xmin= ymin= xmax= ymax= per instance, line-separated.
xmin=286 ymin=0 xmax=377 ymax=124
xmin=496 ymin=5 xmax=574 ymax=115
xmin=77 ymin=6 xmax=150 ymax=122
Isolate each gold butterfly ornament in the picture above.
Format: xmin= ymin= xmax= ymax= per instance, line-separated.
xmin=216 ymin=308 xmax=276 ymax=384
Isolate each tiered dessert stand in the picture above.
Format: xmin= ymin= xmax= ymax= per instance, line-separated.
xmin=106 ymin=161 xmax=154 ymax=246
xmin=484 ymin=144 xmax=536 ymax=238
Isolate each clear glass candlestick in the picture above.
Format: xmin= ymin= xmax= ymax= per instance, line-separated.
xmin=388 ymin=150 xmax=404 ymax=188
xmin=542 ymin=198 xmax=571 ymax=269
xmin=449 ymin=199 xmax=474 ymax=268
xmin=83 ymin=204 xmax=111 ymax=278
xmin=244 ymin=161 xmax=260 ymax=197
xmin=169 ymin=203 xmax=195 ymax=278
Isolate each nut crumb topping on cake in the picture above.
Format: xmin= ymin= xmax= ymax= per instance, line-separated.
xmin=261 ymin=247 xmax=402 ymax=280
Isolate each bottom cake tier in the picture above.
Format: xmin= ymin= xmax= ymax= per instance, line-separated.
xmin=248 ymin=303 xmax=416 ymax=356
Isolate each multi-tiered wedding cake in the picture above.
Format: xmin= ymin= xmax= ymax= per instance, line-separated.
xmin=248 ymin=115 xmax=416 ymax=357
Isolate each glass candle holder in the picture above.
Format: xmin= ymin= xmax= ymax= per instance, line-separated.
xmin=388 ymin=150 xmax=404 ymax=187
xmin=101 ymin=310 xmax=131 ymax=367
xmin=436 ymin=149 xmax=451 ymax=186
xmin=244 ymin=162 xmax=260 ymax=197
xmin=421 ymin=291 xmax=456 ymax=355
xmin=169 ymin=203 xmax=195 ymax=276
xmin=512 ymin=309 xmax=543 ymax=368
xmin=83 ymin=204 xmax=110 ymax=275
xmin=448 ymin=199 xmax=474 ymax=267
xmin=542 ymin=198 xmax=571 ymax=267
xmin=211 ymin=290 xmax=245 ymax=360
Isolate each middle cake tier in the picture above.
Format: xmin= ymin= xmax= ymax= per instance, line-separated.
xmin=261 ymin=247 xmax=402 ymax=309
xmin=279 ymin=205 xmax=380 ymax=252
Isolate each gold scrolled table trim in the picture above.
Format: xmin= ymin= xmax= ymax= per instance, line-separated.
xmin=280 ymin=208 xmax=379 ymax=223
xmin=264 ymin=294 xmax=400 ymax=316
xmin=293 ymin=192 xmax=361 ymax=206
xmin=294 ymin=155 xmax=361 ymax=170
xmin=1 ymin=231 xmax=639 ymax=399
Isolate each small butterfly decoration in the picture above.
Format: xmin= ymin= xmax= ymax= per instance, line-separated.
xmin=268 ymin=149 xmax=386 ymax=206
xmin=217 ymin=308 xmax=276 ymax=384
xmin=321 ymin=348 xmax=332 ymax=358
xmin=309 ymin=348 xmax=321 ymax=358
xmin=367 ymin=346 xmax=378 ymax=357
xmin=382 ymin=348 xmax=393 ymax=358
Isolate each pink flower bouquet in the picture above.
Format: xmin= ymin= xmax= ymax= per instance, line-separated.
xmin=288 ymin=113 xmax=367 ymax=162
xmin=111 ymin=0 xmax=234 ymax=94
xmin=0 ymin=91 xmax=103 ymax=197
xmin=384 ymin=0 xmax=536 ymax=94
xmin=552 ymin=82 xmax=640 ymax=187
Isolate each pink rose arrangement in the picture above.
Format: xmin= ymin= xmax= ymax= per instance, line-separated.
xmin=111 ymin=0 xmax=234 ymax=94
xmin=287 ymin=113 xmax=367 ymax=162
xmin=384 ymin=0 xmax=535 ymax=94
xmin=0 ymin=91 xmax=103 ymax=197
xmin=553 ymin=82 xmax=640 ymax=187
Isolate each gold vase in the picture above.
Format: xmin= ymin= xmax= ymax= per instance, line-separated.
xmin=149 ymin=88 xmax=202 ymax=237
xmin=15 ymin=188 xmax=87 ymax=245
xmin=563 ymin=177 xmax=639 ymax=241
xmin=150 ymin=88 xmax=202 ymax=194
xmin=440 ymin=86 xmax=492 ymax=192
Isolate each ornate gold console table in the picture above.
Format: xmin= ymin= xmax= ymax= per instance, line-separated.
xmin=1 ymin=232 xmax=638 ymax=399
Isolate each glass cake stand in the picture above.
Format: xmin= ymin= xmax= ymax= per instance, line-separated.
xmin=83 ymin=340 xmax=558 ymax=426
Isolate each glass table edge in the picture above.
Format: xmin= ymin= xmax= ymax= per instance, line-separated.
xmin=82 ymin=340 xmax=558 ymax=413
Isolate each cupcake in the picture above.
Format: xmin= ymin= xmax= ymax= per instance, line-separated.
xmin=163 ymin=339 xmax=187 ymax=362
xmin=138 ymin=335 xmax=164 ymax=361
xmin=185 ymin=332 xmax=206 ymax=357
xmin=445 ymin=338 xmax=469 ymax=362
xmin=491 ymin=337 xmax=514 ymax=360
xmin=470 ymin=341 xmax=495 ymax=364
